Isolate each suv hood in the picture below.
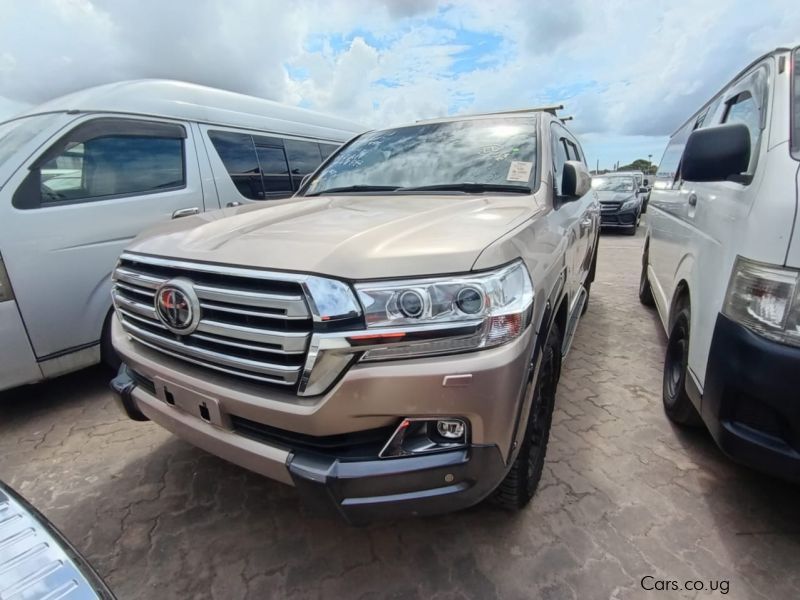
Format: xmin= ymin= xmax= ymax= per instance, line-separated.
xmin=126 ymin=194 xmax=539 ymax=279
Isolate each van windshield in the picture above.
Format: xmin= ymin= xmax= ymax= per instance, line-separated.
xmin=304 ymin=117 xmax=537 ymax=196
xmin=793 ymin=47 xmax=800 ymax=159
xmin=0 ymin=114 xmax=60 ymax=177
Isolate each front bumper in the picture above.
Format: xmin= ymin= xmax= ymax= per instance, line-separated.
xmin=111 ymin=317 xmax=532 ymax=521
xmin=701 ymin=313 xmax=800 ymax=481
xmin=600 ymin=205 xmax=638 ymax=228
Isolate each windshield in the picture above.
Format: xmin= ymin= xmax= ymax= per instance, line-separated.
xmin=0 ymin=113 xmax=60 ymax=175
xmin=304 ymin=117 xmax=537 ymax=196
xmin=592 ymin=176 xmax=635 ymax=192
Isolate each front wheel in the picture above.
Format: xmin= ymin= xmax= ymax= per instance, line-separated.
xmin=663 ymin=306 xmax=702 ymax=427
xmin=491 ymin=323 xmax=561 ymax=510
xmin=639 ymin=249 xmax=655 ymax=307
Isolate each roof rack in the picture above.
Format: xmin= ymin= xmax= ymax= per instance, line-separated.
xmin=416 ymin=104 xmax=564 ymax=123
xmin=560 ymin=116 xmax=574 ymax=123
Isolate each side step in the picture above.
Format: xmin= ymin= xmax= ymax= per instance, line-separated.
xmin=561 ymin=286 xmax=588 ymax=357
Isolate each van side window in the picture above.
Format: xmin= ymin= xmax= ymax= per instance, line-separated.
xmin=723 ymin=91 xmax=761 ymax=150
xmin=319 ymin=143 xmax=338 ymax=160
xmin=285 ymin=139 xmax=323 ymax=189
xmin=13 ymin=118 xmax=186 ymax=209
xmin=208 ymin=131 xmax=265 ymax=200
xmin=655 ymin=122 xmax=692 ymax=190
xmin=255 ymin=145 xmax=292 ymax=196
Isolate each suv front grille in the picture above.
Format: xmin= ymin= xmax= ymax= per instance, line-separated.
xmin=112 ymin=254 xmax=313 ymax=388
xmin=600 ymin=201 xmax=622 ymax=212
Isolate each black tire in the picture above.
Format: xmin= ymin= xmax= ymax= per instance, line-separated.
xmin=662 ymin=306 xmax=703 ymax=427
xmin=639 ymin=247 xmax=655 ymax=307
xmin=492 ymin=323 xmax=561 ymax=510
xmin=101 ymin=311 xmax=121 ymax=372
xmin=625 ymin=222 xmax=637 ymax=235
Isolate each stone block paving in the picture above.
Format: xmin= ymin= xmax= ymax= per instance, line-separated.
xmin=2 ymin=226 xmax=799 ymax=599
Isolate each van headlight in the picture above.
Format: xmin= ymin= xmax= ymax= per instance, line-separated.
xmin=352 ymin=260 xmax=534 ymax=361
xmin=722 ymin=256 xmax=800 ymax=346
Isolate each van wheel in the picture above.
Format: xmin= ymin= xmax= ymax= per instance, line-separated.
xmin=663 ymin=306 xmax=702 ymax=427
xmin=491 ymin=323 xmax=560 ymax=510
xmin=101 ymin=312 xmax=121 ymax=372
xmin=639 ymin=248 xmax=655 ymax=307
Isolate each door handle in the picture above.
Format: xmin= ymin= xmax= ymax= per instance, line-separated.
xmin=226 ymin=201 xmax=242 ymax=208
xmin=172 ymin=207 xmax=200 ymax=219
xmin=688 ymin=193 xmax=697 ymax=207
xmin=580 ymin=217 xmax=593 ymax=228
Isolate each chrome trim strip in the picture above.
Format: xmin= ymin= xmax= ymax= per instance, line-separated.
xmin=198 ymin=300 xmax=308 ymax=320
xmin=114 ymin=267 xmax=165 ymax=289
xmin=190 ymin=331 xmax=303 ymax=355
xmin=112 ymin=291 xmax=157 ymax=320
xmin=117 ymin=308 xmax=167 ymax=330
xmin=196 ymin=320 xmax=308 ymax=353
xmin=120 ymin=320 xmax=300 ymax=382
xmin=120 ymin=252 xmax=315 ymax=284
xmin=125 ymin=335 xmax=295 ymax=386
xmin=193 ymin=284 xmax=309 ymax=317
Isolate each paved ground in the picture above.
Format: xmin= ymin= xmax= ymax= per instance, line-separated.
xmin=2 ymin=224 xmax=800 ymax=600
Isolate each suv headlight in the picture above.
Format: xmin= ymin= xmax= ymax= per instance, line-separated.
xmin=620 ymin=197 xmax=638 ymax=211
xmin=722 ymin=256 xmax=800 ymax=346
xmin=353 ymin=260 xmax=534 ymax=361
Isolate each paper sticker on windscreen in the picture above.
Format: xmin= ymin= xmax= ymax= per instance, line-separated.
xmin=507 ymin=161 xmax=533 ymax=182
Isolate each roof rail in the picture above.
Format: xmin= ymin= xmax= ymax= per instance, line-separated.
xmin=416 ymin=104 xmax=564 ymax=123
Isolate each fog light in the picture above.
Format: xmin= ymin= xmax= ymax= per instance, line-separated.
xmin=436 ymin=419 xmax=465 ymax=439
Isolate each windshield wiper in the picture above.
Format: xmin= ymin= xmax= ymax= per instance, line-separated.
xmin=305 ymin=185 xmax=400 ymax=197
xmin=398 ymin=183 xmax=531 ymax=194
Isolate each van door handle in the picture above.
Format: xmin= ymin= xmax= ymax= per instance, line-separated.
xmin=688 ymin=193 xmax=697 ymax=207
xmin=226 ymin=202 xmax=242 ymax=208
xmin=172 ymin=207 xmax=200 ymax=219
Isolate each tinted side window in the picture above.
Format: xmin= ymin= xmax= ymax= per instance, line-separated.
xmin=15 ymin=118 xmax=185 ymax=209
xmin=551 ymin=132 xmax=569 ymax=195
xmin=723 ymin=92 xmax=761 ymax=150
xmin=655 ymin=123 xmax=692 ymax=189
xmin=208 ymin=131 xmax=264 ymax=200
xmin=255 ymin=146 xmax=292 ymax=196
xmin=285 ymin=139 xmax=322 ymax=188
xmin=319 ymin=143 xmax=338 ymax=160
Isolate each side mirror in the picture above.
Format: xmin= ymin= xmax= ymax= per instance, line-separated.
xmin=682 ymin=123 xmax=751 ymax=182
xmin=561 ymin=161 xmax=591 ymax=199
xmin=638 ymin=186 xmax=648 ymax=194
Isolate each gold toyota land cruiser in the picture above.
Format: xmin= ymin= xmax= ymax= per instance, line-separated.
xmin=110 ymin=108 xmax=599 ymax=523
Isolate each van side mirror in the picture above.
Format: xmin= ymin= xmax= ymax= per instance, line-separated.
xmin=561 ymin=161 xmax=591 ymax=199
xmin=681 ymin=123 xmax=751 ymax=182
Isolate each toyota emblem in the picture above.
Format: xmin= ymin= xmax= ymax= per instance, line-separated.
xmin=155 ymin=278 xmax=200 ymax=334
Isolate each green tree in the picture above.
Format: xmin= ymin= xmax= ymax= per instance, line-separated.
xmin=618 ymin=159 xmax=657 ymax=174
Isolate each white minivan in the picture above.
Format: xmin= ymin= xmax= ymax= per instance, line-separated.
xmin=0 ymin=80 xmax=363 ymax=392
xmin=640 ymin=46 xmax=800 ymax=480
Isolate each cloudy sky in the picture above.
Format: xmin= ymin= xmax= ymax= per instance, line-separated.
xmin=1 ymin=0 xmax=799 ymax=168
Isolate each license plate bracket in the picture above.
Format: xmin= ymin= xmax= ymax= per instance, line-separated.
xmin=154 ymin=378 xmax=228 ymax=429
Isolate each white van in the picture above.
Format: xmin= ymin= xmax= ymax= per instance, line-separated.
xmin=0 ymin=80 xmax=363 ymax=392
xmin=640 ymin=46 xmax=800 ymax=480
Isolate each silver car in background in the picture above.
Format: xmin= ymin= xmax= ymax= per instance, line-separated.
xmin=0 ymin=80 xmax=363 ymax=392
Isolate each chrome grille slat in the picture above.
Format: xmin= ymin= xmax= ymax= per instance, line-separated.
xmin=112 ymin=253 xmax=313 ymax=388
xmin=199 ymin=300 xmax=308 ymax=320
xmin=196 ymin=320 xmax=308 ymax=353
xmin=120 ymin=320 xmax=301 ymax=382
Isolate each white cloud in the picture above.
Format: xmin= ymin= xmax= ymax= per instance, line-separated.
xmin=1 ymin=0 xmax=799 ymax=167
